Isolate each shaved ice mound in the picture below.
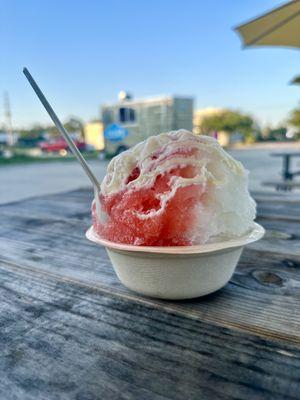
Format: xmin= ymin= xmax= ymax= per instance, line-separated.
xmin=92 ymin=130 xmax=256 ymax=246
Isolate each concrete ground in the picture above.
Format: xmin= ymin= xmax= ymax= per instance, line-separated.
xmin=0 ymin=159 xmax=109 ymax=204
xmin=0 ymin=147 xmax=300 ymax=205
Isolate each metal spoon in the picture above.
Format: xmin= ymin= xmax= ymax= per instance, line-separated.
xmin=23 ymin=67 xmax=102 ymax=215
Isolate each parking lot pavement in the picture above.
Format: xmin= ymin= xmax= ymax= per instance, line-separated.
xmin=0 ymin=147 xmax=299 ymax=205
xmin=0 ymin=159 xmax=109 ymax=204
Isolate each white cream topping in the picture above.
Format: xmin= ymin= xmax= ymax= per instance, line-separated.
xmin=101 ymin=130 xmax=244 ymax=196
xmin=100 ymin=130 xmax=256 ymax=242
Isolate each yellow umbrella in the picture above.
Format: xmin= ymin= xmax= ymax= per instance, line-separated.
xmin=290 ymin=74 xmax=300 ymax=84
xmin=235 ymin=0 xmax=300 ymax=48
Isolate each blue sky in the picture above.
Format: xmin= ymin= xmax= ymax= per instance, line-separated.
xmin=2 ymin=0 xmax=299 ymax=128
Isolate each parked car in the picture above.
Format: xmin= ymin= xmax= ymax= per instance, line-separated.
xmin=39 ymin=139 xmax=86 ymax=154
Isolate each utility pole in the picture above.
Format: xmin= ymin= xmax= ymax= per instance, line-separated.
xmin=3 ymin=91 xmax=14 ymax=146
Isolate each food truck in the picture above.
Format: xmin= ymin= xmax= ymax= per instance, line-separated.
xmin=102 ymin=92 xmax=194 ymax=157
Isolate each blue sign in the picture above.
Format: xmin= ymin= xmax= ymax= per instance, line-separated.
xmin=104 ymin=124 xmax=128 ymax=142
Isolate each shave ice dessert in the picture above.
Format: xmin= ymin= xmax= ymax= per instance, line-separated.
xmin=92 ymin=130 xmax=256 ymax=246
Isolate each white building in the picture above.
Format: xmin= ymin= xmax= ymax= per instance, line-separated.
xmin=0 ymin=131 xmax=19 ymax=145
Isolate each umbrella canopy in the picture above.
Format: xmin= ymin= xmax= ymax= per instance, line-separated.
xmin=235 ymin=0 xmax=300 ymax=48
xmin=290 ymin=75 xmax=300 ymax=84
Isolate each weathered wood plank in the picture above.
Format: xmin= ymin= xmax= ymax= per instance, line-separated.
xmin=1 ymin=187 xmax=299 ymax=254
xmin=0 ymin=188 xmax=299 ymax=344
xmin=2 ymin=187 xmax=300 ymax=222
xmin=0 ymin=261 xmax=300 ymax=400
xmin=0 ymin=220 xmax=299 ymax=343
xmin=1 ymin=209 xmax=299 ymax=257
xmin=0 ymin=189 xmax=93 ymax=221
xmin=252 ymin=191 xmax=300 ymax=202
xmin=249 ymin=190 xmax=300 ymax=221
xmin=256 ymin=200 xmax=300 ymax=222
xmin=249 ymin=219 xmax=300 ymax=255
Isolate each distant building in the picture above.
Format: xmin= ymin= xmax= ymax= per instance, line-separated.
xmin=194 ymin=107 xmax=243 ymax=147
xmin=102 ymin=93 xmax=194 ymax=156
xmin=0 ymin=131 xmax=19 ymax=145
xmin=194 ymin=107 xmax=225 ymax=135
xmin=83 ymin=121 xmax=105 ymax=150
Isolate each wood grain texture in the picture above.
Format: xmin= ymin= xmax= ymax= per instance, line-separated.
xmin=1 ymin=188 xmax=300 ymax=399
xmin=256 ymin=199 xmax=300 ymax=222
xmin=0 ymin=189 xmax=300 ymax=345
xmin=0 ymin=261 xmax=299 ymax=400
xmin=252 ymin=191 xmax=300 ymax=202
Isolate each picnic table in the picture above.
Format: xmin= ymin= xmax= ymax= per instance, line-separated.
xmin=272 ymin=152 xmax=300 ymax=180
xmin=0 ymin=188 xmax=299 ymax=400
xmin=264 ymin=152 xmax=300 ymax=191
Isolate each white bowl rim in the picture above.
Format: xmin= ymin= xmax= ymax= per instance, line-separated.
xmin=86 ymin=222 xmax=265 ymax=255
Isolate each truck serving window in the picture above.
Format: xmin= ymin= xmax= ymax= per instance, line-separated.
xmin=119 ymin=107 xmax=135 ymax=123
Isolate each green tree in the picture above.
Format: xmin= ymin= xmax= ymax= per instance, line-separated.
xmin=287 ymin=108 xmax=300 ymax=139
xmin=268 ymin=127 xmax=287 ymax=141
xmin=18 ymin=117 xmax=84 ymax=140
xmin=19 ymin=124 xmax=45 ymax=138
xmin=200 ymin=110 xmax=255 ymax=138
xmin=288 ymin=108 xmax=300 ymax=129
xmin=63 ymin=117 xmax=83 ymax=133
xmin=45 ymin=117 xmax=84 ymax=138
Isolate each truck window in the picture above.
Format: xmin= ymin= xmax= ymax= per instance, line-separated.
xmin=119 ymin=107 xmax=135 ymax=123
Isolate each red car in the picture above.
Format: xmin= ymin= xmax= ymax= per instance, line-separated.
xmin=39 ymin=139 xmax=86 ymax=153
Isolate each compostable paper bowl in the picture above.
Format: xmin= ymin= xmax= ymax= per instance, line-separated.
xmin=86 ymin=223 xmax=264 ymax=300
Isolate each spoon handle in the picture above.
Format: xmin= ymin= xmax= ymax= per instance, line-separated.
xmin=23 ymin=67 xmax=100 ymax=193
